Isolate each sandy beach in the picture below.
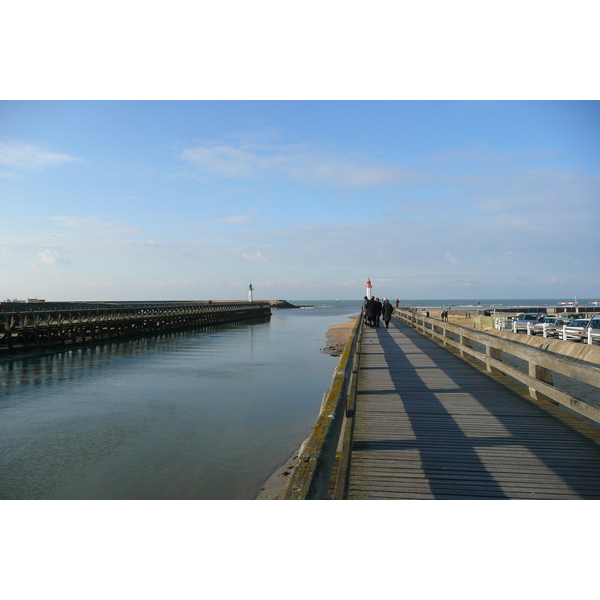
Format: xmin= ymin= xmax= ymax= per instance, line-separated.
xmin=320 ymin=314 xmax=359 ymax=356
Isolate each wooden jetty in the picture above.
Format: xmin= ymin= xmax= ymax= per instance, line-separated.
xmin=281 ymin=311 xmax=600 ymax=499
xmin=0 ymin=300 xmax=271 ymax=353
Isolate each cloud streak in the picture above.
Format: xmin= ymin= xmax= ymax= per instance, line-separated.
xmin=0 ymin=141 xmax=81 ymax=170
xmin=179 ymin=142 xmax=416 ymax=188
xmin=218 ymin=215 xmax=254 ymax=225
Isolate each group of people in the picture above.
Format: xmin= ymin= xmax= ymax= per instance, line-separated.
xmin=362 ymin=296 xmax=394 ymax=329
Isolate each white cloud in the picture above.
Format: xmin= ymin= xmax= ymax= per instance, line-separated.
xmin=445 ymin=252 xmax=458 ymax=264
xmin=242 ymin=251 xmax=269 ymax=263
xmin=37 ymin=249 xmax=72 ymax=266
xmin=218 ymin=215 xmax=253 ymax=225
xmin=179 ymin=142 xmax=416 ymax=188
xmin=49 ymin=216 xmax=141 ymax=236
xmin=180 ymin=146 xmax=261 ymax=179
xmin=0 ymin=142 xmax=80 ymax=170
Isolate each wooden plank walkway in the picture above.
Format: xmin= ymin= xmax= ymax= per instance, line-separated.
xmin=347 ymin=319 xmax=600 ymax=499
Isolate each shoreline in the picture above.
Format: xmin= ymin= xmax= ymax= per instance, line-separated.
xmin=321 ymin=314 xmax=359 ymax=356
xmin=254 ymin=450 xmax=300 ymax=499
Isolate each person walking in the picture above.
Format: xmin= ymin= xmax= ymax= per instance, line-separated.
xmin=366 ymin=296 xmax=376 ymax=327
xmin=362 ymin=296 xmax=369 ymax=327
xmin=382 ymin=298 xmax=394 ymax=329
xmin=374 ymin=297 xmax=383 ymax=327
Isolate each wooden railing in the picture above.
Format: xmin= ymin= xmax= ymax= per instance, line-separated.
xmin=396 ymin=309 xmax=600 ymax=425
xmin=282 ymin=315 xmax=363 ymax=499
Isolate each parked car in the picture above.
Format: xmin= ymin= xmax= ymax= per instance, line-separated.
xmin=563 ymin=318 xmax=591 ymax=342
xmin=580 ymin=315 xmax=600 ymax=344
xmin=588 ymin=315 xmax=600 ymax=328
xmin=537 ymin=316 xmax=561 ymax=324
xmin=513 ymin=313 xmax=546 ymax=333
xmin=531 ymin=317 xmax=570 ymax=337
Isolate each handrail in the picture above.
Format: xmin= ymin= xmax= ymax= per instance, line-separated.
xmin=518 ymin=322 xmax=600 ymax=344
xmin=282 ymin=315 xmax=363 ymax=499
xmin=562 ymin=326 xmax=600 ymax=344
xmin=396 ymin=308 xmax=600 ymax=424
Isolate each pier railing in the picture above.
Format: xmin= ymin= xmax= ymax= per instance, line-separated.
xmin=396 ymin=309 xmax=600 ymax=425
xmin=282 ymin=314 xmax=363 ymax=499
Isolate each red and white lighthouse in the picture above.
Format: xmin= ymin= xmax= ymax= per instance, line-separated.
xmin=366 ymin=277 xmax=373 ymax=300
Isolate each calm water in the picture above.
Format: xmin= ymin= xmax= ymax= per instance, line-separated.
xmin=0 ymin=301 xmax=361 ymax=500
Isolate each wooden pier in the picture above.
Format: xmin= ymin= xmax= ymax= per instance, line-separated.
xmin=281 ymin=312 xmax=600 ymax=499
xmin=346 ymin=321 xmax=600 ymax=499
xmin=0 ymin=301 xmax=271 ymax=353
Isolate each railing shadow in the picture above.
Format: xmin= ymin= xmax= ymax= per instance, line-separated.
xmin=351 ymin=319 xmax=600 ymax=499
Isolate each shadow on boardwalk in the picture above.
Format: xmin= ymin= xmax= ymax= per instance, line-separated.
xmin=347 ymin=319 xmax=600 ymax=499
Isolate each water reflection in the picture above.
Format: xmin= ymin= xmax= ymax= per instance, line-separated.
xmin=1 ymin=318 xmax=271 ymax=391
xmin=0 ymin=309 xmax=354 ymax=500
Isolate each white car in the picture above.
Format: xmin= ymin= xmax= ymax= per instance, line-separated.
xmin=580 ymin=315 xmax=600 ymax=344
xmin=513 ymin=313 xmax=546 ymax=333
xmin=531 ymin=316 xmax=570 ymax=337
xmin=563 ymin=318 xmax=590 ymax=341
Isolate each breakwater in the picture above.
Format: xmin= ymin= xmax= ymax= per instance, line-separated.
xmin=0 ymin=301 xmax=271 ymax=356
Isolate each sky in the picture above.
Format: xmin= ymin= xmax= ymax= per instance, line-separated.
xmin=1 ymin=100 xmax=599 ymax=302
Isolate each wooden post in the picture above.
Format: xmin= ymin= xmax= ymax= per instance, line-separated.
xmin=528 ymin=362 xmax=554 ymax=402
xmin=486 ymin=344 xmax=502 ymax=374
xmin=439 ymin=323 xmax=451 ymax=347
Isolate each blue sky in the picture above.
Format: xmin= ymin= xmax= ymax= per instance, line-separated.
xmin=1 ymin=100 xmax=599 ymax=301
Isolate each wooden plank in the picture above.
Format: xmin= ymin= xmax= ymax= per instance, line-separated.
xmin=345 ymin=320 xmax=600 ymax=500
